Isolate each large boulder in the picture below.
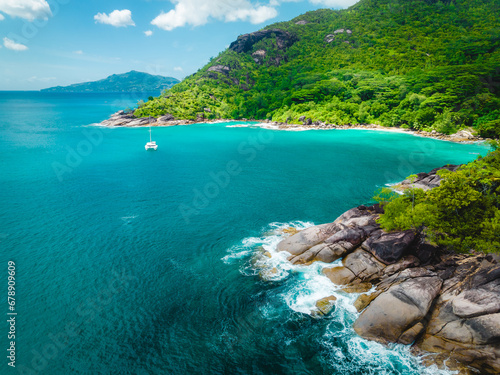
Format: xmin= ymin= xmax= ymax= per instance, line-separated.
xmin=282 ymin=207 xmax=381 ymax=264
xmin=353 ymin=269 xmax=442 ymax=344
xmin=417 ymin=258 xmax=500 ymax=374
xmin=323 ymin=249 xmax=386 ymax=285
xmin=276 ymin=223 xmax=338 ymax=255
xmin=361 ymin=229 xmax=416 ymax=264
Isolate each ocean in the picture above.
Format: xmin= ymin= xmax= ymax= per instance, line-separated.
xmin=0 ymin=91 xmax=489 ymax=374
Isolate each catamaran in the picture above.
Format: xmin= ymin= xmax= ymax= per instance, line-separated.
xmin=145 ymin=117 xmax=158 ymax=150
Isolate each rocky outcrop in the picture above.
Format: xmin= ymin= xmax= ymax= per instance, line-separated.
xmin=229 ymin=29 xmax=298 ymax=54
xmin=252 ymin=49 xmax=267 ymax=64
xmin=417 ymin=256 xmax=500 ymax=373
xmin=99 ymin=110 xmax=200 ymax=127
xmin=207 ymin=65 xmax=230 ymax=74
xmin=276 ymin=166 xmax=500 ymax=374
xmin=353 ymin=268 xmax=442 ymax=344
xmin=396 ymin=164 xmax=461 ymax=191
xmin=315 ymin=295 xmax=337 ymax=315
xmin=325 ymin=34 xmax=335 ymax=43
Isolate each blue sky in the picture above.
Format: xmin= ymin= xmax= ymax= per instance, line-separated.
xmin=0 ymin=0 xmax=359 ymax=90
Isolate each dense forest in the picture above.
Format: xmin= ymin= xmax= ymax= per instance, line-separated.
xmin=135 ymin=0 xmax=500 ymax=137
xmin=376 ymin=145 xmax=500 ymax=253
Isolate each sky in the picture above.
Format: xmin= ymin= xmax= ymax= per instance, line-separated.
xmin=0 ymin=0 xmax=359 ymax=90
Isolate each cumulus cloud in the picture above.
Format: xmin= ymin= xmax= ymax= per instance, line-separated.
xmin=94 ymin=9 xmax=135 ymax=27
xmin=174 ymin=66 xmax=183 ymax=71
xmin=0 ymin=0 xmax=52 ymax=21
xmin=309 ymin=0 xmax=359 ymax=7
xmin=151 ymin=0 xmax=278 ymax=31
xmin=74 ymin=50 xmax=83 ymax=55
xmin=0 ymin=13 xmax=4 ymax=21
xmin=144 ymin=30 xmax=153 ymax=37
xmin=3 ymin=37 xmax=28 ymax=51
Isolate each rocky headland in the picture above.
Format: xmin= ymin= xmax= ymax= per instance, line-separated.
xmin=98 ymin=111 xmax=485 ymax=144
xmin=276 ymin=166 xmax=500 ymax=374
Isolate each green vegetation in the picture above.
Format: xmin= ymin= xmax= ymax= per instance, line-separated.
xmin=42 ymin=70 xmax=179 ymax=93
xmin=136 ymin=0 xmax=500 ymax=137
xmin=375 ymin=147 xmax=500 ymax=253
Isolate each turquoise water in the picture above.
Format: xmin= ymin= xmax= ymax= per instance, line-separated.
xmin=0 ymin=92 xmax=489 ymax=375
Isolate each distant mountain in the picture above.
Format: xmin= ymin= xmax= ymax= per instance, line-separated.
xmin=41 ymin=71 xmax=179 ymax=93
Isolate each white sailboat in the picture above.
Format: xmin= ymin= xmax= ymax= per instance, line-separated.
xmin=145 ymin=116 xmax=158 ymax=151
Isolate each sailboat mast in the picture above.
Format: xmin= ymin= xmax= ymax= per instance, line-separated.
xmin=149 ymin=115 xmax=152 ymax=142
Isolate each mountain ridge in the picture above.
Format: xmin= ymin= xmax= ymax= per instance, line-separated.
xmin=134 ymin=0 xmax=500 ymax=137
xmin=42 ymin=70 xmax=179 ymax=93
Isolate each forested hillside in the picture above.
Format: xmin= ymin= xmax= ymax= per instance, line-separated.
xmin=43 ymin=71 xmax=179 ymax=93
xmin=135 ymin=0 xmax=500 ymax=137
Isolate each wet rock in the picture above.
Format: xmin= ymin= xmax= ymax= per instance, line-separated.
xmin=315 ymin=295 xmax=337 ymax=315
xmin=354 ymin=293 xmax=378 ymax=312
xmin=340 ymin=282 xmax=372 ymax=294
xmin=323 ymin=266 xmax=356 ymax=285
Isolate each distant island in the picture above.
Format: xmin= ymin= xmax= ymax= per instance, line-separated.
xmin=41 ymin=70 xmax=179 ymax=93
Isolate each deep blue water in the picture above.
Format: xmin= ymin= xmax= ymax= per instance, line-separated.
xmin=0 ymin=91 xmax=489 ymax=375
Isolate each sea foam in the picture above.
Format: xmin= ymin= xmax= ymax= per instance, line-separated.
xmin=223 ymin=221 xmax=457 ymax=375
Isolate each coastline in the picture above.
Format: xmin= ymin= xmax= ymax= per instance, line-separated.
xmin=97 ymin=111 xmax=487 ymax=144
xmin=274 ymin=166 xmax=500 ymax=374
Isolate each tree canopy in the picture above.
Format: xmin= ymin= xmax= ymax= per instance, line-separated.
xmin=136 ymin=0 xmax=500 ymax=137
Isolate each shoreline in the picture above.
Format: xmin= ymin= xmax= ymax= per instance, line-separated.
xmin=274 ymin=165 xmax=500 ymax=374
xmin=97 ymin=111 xmax=488 ymax=144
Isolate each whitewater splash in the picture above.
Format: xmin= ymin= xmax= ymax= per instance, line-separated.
xmin=223 ymin=222 xmax=456 ymax=375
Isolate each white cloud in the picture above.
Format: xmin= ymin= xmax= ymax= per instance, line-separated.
xmin=174 ymin=66 xmax=183 ymax=72
xmin=74 ymin=50 xmax=83 ymax=55
xmin=0 ymin=0 xmax=52 ymax=21
xmin=0 ymin=13 xmax=4 ymax=20
xmin=94 ymin=9 xmax=135 ymax=27
xmin=151 ymin=0 xmax=278 ymax=31
xmin=3 ymin=37 xmax=28 ymax=51
xmin=144 ymin=30 xmax=153 ymax=37
xmin=309 ymin=0 xmax=359 ymax=7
